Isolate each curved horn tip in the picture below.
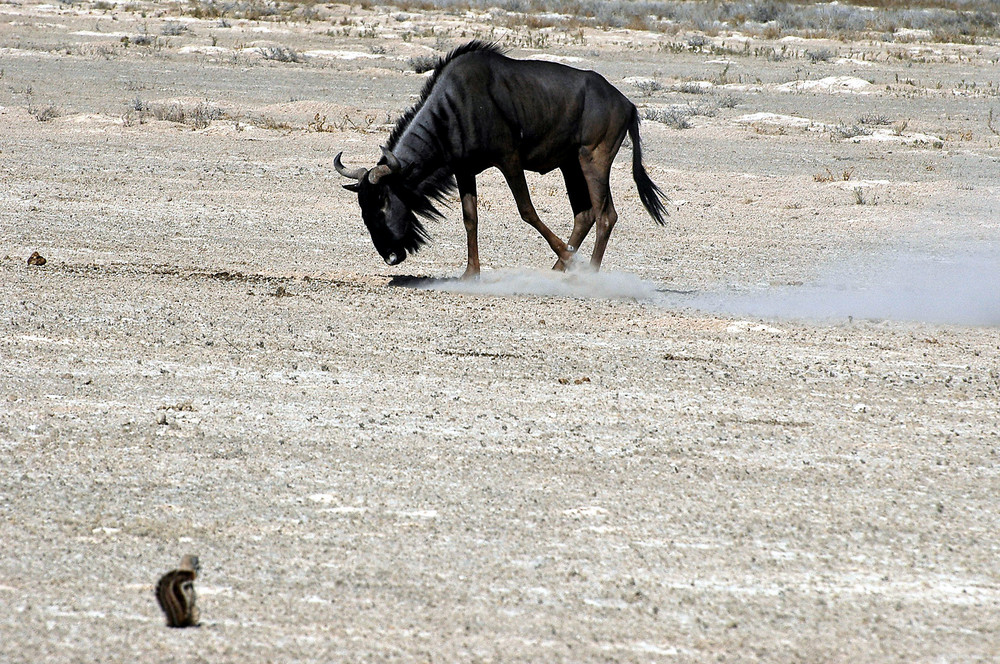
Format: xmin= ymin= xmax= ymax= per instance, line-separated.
xmin=380 ymin=146 xmax=401 ymax=172
xmin=334 ymin=152 xmax=366 ymax=181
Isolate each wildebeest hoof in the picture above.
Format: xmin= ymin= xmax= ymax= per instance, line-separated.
xmin=553 ymin=245 xmax=579 ymax=271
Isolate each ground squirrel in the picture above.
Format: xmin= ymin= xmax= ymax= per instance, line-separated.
xmin=155 ymin=554 xmax=200 ymax=628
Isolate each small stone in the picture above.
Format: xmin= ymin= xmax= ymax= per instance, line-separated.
xmin=27 ymin=252 xmax=46 ymax=266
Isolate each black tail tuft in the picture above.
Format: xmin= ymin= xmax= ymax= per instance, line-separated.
xmin=628 ymin=109 xmax=668 ymax=225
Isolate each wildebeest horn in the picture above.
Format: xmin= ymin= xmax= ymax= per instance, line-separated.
xmin=367 ymin=165 xmax=392 ymax=184
xmin=367 ymin=147 xmax=402 ymax=184
xmin=334 ymin=152 xmax=366 ymax=181
xmin=380 ymin=146 xmax=401 ymax=172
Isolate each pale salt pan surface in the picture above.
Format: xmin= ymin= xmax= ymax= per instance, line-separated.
xmin=304 ymin=49 xmax=382 ymax=60
xmin=525 ymin=54 xmax=584 ymax=63
xmin=734 ymin=112 xmax=817 ymax=128
xmin=847 ymin=129 xmax=944 ymax=147
xmin=776 ymin=76 xmax=873 ymax=94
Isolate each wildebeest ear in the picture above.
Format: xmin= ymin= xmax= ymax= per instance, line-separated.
xmin=342 ymin=182 xmax=361 ymax=192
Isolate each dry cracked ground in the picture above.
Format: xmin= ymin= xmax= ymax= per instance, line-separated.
xmin=1 ymin=1 xmax=999 ymax=661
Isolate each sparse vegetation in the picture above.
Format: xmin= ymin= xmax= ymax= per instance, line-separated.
xmin=688 ymin=99 xmax=720 ymax=118
xmin=126 ymin=100 xmax=226 ymax=129
xmin=408 ymin=54 xmax=439 ymax=73
xmin=29 ymin=104 xmax=60 ymax=122
xmin=308 ymin=113 xmax=336 ymax=132
xmin=342 ymin=0 xmax=999 ymax=43
xmin=644 ymin=106 xmax=690 ymax=129
xmin=161 ymin=21 xmax=188 ymax=36
xmin=258 ymin=45 xmax=306 ymax=63
xmin=643 ymin=102 xmax=723 ymax=129
xmin=124 ymin=33 xmax=165 ymax=48
xmin=834 ymin=123 xmax=872 ymax=140
xmin=859 ymin=113 xmax=891 ymax=126
xmin=244 ymin=114 xmax=294 ymax=131
xmin=675 ymin=81 xmax=707 ymax=95
xmin=185 ymin=0 xmax=281 ymax=21
xmin=631 ymin=79 xmax=664 ymax=96
xmin=687 ymin=34 xmax=708 ymax=49
xmin=806 ymin=48 xmax=834 ymax=63
xmin=714 ymin=92 xmax=742 ymax=108
xmin=814 ymin=167 xmax=855 ymax=182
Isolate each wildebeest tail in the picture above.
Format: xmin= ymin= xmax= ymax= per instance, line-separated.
xmin=628 ymin=109 xmax=668 ymax=225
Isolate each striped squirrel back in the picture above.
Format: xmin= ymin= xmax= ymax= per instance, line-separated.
xmin=155 ymin=555 xmax=200 ymax=628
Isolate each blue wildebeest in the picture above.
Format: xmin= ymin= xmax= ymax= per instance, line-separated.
xmin=335 ymin=41 xmax=667 ymax=277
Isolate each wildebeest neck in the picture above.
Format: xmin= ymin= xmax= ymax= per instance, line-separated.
xmin=385 ymin=113 xmax=456 ymax=222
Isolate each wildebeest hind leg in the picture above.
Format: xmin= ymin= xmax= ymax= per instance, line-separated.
xmin=579 ymin=148 xmax=618 ymax=270
xmin=457 ymin=174 xmax=480 ymax=278
xmin=553 ymin=161 xmax=596 ymax=271
xmin=500 ymin=164 xmax=573 ymax=264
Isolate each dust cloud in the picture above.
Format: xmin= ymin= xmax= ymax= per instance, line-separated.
xmin=414 ymin=267 xmax=662 ymax=302
xmin=685 ymin=247 xmax=1000 ymax=327
xmin=414 ymin=247 xmax=1000 ymax=327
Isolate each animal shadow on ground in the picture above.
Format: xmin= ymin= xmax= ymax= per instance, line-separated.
xmin=388 ymin=274 xmax=457 ymax=289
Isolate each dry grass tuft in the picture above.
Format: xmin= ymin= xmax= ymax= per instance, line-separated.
xmin=29 ymin=104 xmax=60 ymax=122
xmin=258 ymin=45 xmax=307 ymax=63
xmin=408 ymin=54 xmax=439 ymax=73
xmin=126 ymin=100 xmax=227 ymax=129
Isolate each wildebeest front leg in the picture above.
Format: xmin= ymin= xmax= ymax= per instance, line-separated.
xmin=457 ymin=173 xmax=480 ymax=278
xmin=500 ymin=165 xmax=572 ymax=264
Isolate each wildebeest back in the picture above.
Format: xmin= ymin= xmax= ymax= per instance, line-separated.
xmin=406 ymin=49 xmax=635 ymax=174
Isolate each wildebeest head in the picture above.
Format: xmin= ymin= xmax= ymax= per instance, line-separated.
xmin=335 ymin=147 xmax=426 ymax=266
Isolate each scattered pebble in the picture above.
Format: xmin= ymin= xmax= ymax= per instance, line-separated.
xmin=27 ymin=251 xmax=46 ymax=266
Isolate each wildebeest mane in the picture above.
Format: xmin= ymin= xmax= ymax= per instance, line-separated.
xmin=381 ymin=41 xmax=505 ymax=236
xmin=385 ymin=40 xmax=505 ymax=153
